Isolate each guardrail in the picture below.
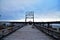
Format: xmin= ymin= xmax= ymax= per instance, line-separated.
xmin=34 ymin=22 xmax=60 ymax=40
xmin=0 ymin=22 xmax=26 ymax=39
xmin=0 ymin=22 xmax=60 ymax=40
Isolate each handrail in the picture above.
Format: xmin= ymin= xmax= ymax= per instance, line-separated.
xmin=34 ymin=24 xmax=60 ymax=40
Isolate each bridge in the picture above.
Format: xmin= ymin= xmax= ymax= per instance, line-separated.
xmin=0 ymin=22 xmax=60 ymax=40
xmin=0 ymin=12 xmax=60 ymax=40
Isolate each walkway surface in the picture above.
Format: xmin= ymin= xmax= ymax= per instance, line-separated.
xmin=3 ymin=25 xmax=54 ymax=40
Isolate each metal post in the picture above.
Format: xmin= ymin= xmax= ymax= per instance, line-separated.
xmin=47 ymin=23 xmax=50 ymax=28
xmin=57 ymin=28 xmax=59 ymax=32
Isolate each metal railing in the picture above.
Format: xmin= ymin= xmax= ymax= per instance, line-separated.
xmin=0 ymin=22 xmax=26 ymax=39
xmin=34 ymin=22 xmax=60 ymax=40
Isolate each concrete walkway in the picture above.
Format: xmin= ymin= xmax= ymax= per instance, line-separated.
xmin=3 ymin=25 xmax=54 ymax=40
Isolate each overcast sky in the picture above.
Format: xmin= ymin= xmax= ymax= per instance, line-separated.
xmin=0 ymin=0 xmax=60 ymax=22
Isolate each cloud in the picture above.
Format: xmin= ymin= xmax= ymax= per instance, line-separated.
xmin=34 ymin=11 xmax=60 ymax=22
xmin=0 ymin=0 xmax=42 ymax=20
xmin=0 ymin=0 xmax=60 ymax=21
xmin=1 ymin=0 xmax=41 ymax=11
xmin=0 ymin=0 xmax=58 ymax=12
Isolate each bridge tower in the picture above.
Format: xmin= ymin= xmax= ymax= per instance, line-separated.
xmin=25 ymin=11 xmax=34 ymax=22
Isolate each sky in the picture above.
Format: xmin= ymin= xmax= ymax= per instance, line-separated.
xmin=0 ymin=0 xmax=60 ymax=22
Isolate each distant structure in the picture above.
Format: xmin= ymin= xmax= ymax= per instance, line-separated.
xmin=25 ymin=11 xmax=34 ymax=22
xmin=0 ymin=15 xmax=1 ymax=18
xmin=0 ymin=15 xmax=1 ymax=17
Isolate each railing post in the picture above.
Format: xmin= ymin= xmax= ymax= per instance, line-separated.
xmin=47 ymin=23 xmax=50 ymax=28
xmin=57 ymin=28 xmax=59 ymax=32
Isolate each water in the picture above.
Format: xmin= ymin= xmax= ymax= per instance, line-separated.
xmin=51 ymin=24 xmax=60 ymax=28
